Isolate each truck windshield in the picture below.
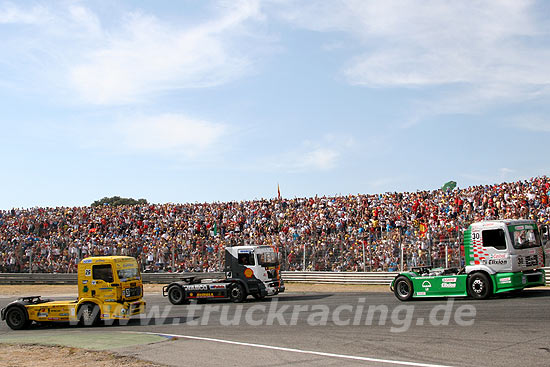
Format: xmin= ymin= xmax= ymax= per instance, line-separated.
xmin=508 ymin=225 xmax=541 ymax=249
xmin=117 ymin=267 xmax=139 ymax=281
xmin=257 ymin=251 xmax=278 ymax=267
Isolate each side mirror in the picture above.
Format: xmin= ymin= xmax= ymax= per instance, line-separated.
xmin=541 ymin=225 xmax=550 ymax=241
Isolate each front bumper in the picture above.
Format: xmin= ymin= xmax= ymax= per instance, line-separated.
xmin=265 ymin=279 xmax=285 ymax=295
xmin=103 ymin=299 xmax=146 ymax=319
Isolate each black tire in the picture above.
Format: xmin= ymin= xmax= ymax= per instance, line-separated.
xmin=468 ymin=272 xmax=493 ymax=300
xmin=5 ymin=307 xmax=30 ymax=330
xmin=252 ymin=293 xmax=266 ymax=300
xmin=394 ymin=276 xmax=414 ymax=301
xmin=168 ymin=285 xmax=185 ymax=305
xmin=78 ymin=303 xmax=100 ymax=326
xmin=229 ymin=283 xmax=246 ymax=303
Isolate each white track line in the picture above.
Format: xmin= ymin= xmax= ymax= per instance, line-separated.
xmin=141 ymin=331 xmax=454 ymax=367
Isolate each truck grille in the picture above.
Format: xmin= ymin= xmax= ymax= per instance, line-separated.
xmin=124 ymin=287 xmax=141 ymax=298
xmin=518 ymin=255 xmax=538 ymax=268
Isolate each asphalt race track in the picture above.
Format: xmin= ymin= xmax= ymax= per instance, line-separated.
xmin=1 ymin=290 xmax=550 ymax=367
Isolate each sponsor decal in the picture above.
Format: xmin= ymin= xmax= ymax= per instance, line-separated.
xmin=105 ymin=299 xmax=116 ymax=302
xmin=244 ymin=268 xmax=254 ymax=278
xmin=59 ymin=313 xmax=69 ymax=316
xmin=210 ymin=284 xmax=226 ymax=289
xmin=416 ymin=292 xmax=426 ymax=296
xmin=82 ymin=280 xmax=88 ymax=284
xmin=48 ymin=317 xmax=59 ymax=321
xmin=85 ymin=269 xmax=91 ymax=277
xmin=83 ymin=286 xmax=89 ymax=293
xmin=441 ymin=283 xmax=456 ymax=288
xmin=185 ymin=284 xmax=209 ymax=291
xmin=102 ymin=314 xmax=109 ymax=318
xmin=70 ymin=309 xmax=75 ymax=316
xmin=91 ymin=280 xmax=97 ymax=285
xmin=421 ymin=281 xmax=432 ymax=289
xmin=121 ymin=309 xmax=127 ymax=314
xmin=488 ymin=259 xmax=508 ymax=265
xmin=442 ymin=278 xmax=457 ymax=283
xmin=499 ymin=277 xmax=511 ymax=284
xmin=491 ymin=253 xmax=507 ymax=259
xmin=82 ymin=259 xmax=92 ymax=264
xmin=238 ymin=249 xmax=251 ymax=253
xmin=37 ymin=313 xmax=48 ymax=318
xmin=196 ymin=293 xmax=214 ymax=298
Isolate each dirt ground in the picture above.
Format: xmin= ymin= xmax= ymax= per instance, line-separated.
xmin=0 ymin=344 xmax=164 ymax=367
xmin=0 ymin=283 xmax=391 ymax=297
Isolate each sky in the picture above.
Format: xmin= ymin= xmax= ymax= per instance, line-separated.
xmin=1 ymin=0 xmax=550 ymax=209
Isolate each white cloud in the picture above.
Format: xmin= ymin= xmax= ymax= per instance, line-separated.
xmin=71 ymin=1 xmax=263 ymax=104
xmin=0 ymin=2 xmax=50 ymax=24
xmin=115 ymin=114 xmax=227 ymax=157
xmin=0 ymin=1 xmax=269 ymax=104
xmin=297 ymin=148 xmax=339 ymax=170
xmin=264 ymin=134 xmax=355 ymax=172
xmin=275 ymin=0 xmax=547 ymax=86
xmin=274 ymin=0 xmax=550 ymax=122
xmin=513 ymin=115 xmax=550 ymax=132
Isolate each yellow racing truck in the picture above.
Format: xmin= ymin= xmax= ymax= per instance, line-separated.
xmin=1 ymin=256 xmax=146 ymax=330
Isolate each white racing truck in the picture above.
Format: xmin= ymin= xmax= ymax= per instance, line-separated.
xmin=163 ymin=245 xmax=284 ymax=304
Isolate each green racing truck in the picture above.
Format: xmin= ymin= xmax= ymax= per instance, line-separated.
xmin=391 ymin=219 xmax=547 ymax=300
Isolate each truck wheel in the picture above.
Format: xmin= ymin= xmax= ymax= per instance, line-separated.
xmin=229 ymin=283 xmax=246 ymax=303
xmin=168 ymin=285 xmax=185 ymax=305
xmin=5 ymin=307 xmax=30 ymax=330
xmin=394 ymin=276 xmax=414 ymax=301
xmin=79 ymin=303 xmax=100 ymax=326
xmin=468 ymin=273 xmax=492 ymax=300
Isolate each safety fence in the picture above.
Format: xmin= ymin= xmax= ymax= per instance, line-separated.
xmin=1 ymin=228 xmax=464 ymax=274
xmin=1 ymin=269 xmax=549 ymax=286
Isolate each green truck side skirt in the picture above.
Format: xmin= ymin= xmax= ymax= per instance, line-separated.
xmin=394 ymin=269 xmax=545 ymax=298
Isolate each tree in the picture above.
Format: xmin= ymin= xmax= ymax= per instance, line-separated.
xmin=91 ymin=196 xmax=148 ymax=207
xmin=441 ymin=181 xmax=457 ymax=192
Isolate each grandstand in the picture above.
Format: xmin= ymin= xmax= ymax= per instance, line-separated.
xmin=1 ymin=176 xmax=549 ymax=273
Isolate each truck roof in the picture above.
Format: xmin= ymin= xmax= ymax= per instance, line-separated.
xmin=79 ymin=256 xmax=137 ymax=264
xmin=228 ymin=245 xmax=273 ymax=250
xmin=469 ymin=219 xmax=536 ymax=229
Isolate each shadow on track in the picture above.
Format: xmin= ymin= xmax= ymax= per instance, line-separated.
xmin=394 ymin=288 xmax=550 ymax=303
xmin=24 ymin=316 xmax=200 ymax=330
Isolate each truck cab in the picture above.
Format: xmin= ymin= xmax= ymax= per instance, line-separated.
xmin=392 ymin=220 xmax=546 ymax=301
xmin=1 ymin=256 xmax=146 ymax=330
xmin=224 ymin=245 xmax=284 ymax=297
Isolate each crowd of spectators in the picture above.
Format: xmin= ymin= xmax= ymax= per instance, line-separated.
xmin=1 ymin=176 xmax=550 ymax=273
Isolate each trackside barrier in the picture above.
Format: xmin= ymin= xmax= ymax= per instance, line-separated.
xmin=1 ymin=268 xmax=549 ymax=285
xmin=281 ymin=271 xmax=398 ymax=285
xmin=0 ymin=272 xmax=224 ymax=285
